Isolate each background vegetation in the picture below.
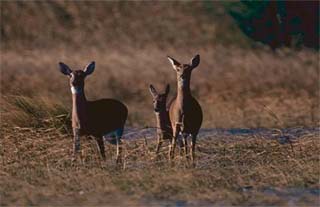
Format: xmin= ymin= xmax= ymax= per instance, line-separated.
xmin=1 ymin=1 xmax=319 ymax=129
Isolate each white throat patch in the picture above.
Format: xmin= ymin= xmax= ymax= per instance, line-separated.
xmin=178 ymin=78 xmax=187 ymax=87
xmin=71 ymin=86 xmax=83 ymax=94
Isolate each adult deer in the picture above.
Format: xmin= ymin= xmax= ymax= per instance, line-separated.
xmin=149 ymin=84 xmax=172 ymax=155
xmin=167 ymin=54 xmax=203 ymax=163
xmin=59 ymin=61 xmax=128 ymax=162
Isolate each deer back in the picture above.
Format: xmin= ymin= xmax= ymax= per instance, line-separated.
xmin=87 ymin=99 xmax=128 ymax=137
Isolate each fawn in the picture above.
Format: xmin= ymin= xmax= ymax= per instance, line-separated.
xmin=149 ymin=84 xmax=172 ymax=154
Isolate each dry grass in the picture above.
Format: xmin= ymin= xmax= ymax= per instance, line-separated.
xmin=1 ymin=126 xmax=319 ymax=206
xmin=1 ymin=46 xmax=319 ymax=128
xmin=1 ymin=1 xmax=247 ymax=50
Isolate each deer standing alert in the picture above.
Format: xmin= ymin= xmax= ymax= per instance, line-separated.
xmin=167 ymin=55 xmax=203 ymax=163
xmin=59 ymin=61 xmax=128 ymax=162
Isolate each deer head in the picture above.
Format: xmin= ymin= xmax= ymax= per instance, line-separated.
xmin=59 ymin=61 xmax=95 ymax=94
xmin=149 ymin=84 xmax=170 ymax=113
xmin=167 ymin=54 xmax=200 ymax=88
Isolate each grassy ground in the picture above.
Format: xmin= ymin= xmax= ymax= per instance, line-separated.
xmin=1 ymin=126 xmax=319 ymax=206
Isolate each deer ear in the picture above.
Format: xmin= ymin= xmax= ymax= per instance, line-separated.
xmin=167 ymin=56 xmax=181 ymax=71
xmin=59 ymin=62 xmax=72 ymax=76
xmin=83 ymin=61 xmax=95 ymax=76
xmin=149 ymin=84 xmax=158 ymax=97
xmin=190 ymin=54 xmax=200 ymax=69
xmin=165 ymin=84 xmax=170 ymax=95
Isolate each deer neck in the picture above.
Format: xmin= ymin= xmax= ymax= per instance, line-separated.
xmin=71 ymin=86 xmax=89 ymax=130
xmin=176 ymin=75 xmax=191 ymax=108
xmin=155 ymin=110 xmax=170 ymax=132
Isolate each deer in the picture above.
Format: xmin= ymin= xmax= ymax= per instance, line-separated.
xmin=58 ymin=61 xmax=128 ymax=162
xmin=167 ymin=54 xmax=203 ymax=163
xmin=149 ymin=84 xmax=173 ymax=155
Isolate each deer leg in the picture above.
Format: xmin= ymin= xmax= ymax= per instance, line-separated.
xmin=178 ymin=133 xmax=184 ymax=156
xmin=96 ymin=137 xmax=106 ymax=161
xmin=116 ymin=136 xmax=122 ymax=164
xmin=168 ymin=127 xmax=175 ymax=160
xmin=170 ymin=123 xmax=180 ymax=160
xmin=72 ymin=128 xmax=81 ymax=160
xmin=115 ymin=128 xmax=123 ymax=164
xmin=170 ymin=136 xmax=177 ymax=160
xmin=190 ymin=134 xmax=197 ymax=164
xmin=156 ymin=134 xmax=163 ymax=155
xmin=168 ymin=138 xmax=172 ymax=161
xmin=183 ymin=134 xmax=189 ymax=160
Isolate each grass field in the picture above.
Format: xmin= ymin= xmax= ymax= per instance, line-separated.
xmin=1 ymin=1 xmax=319 ymax=206
xmin=1 ymin=126 xmax=319 ymax=206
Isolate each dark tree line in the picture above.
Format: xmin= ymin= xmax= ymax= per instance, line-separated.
xmin=225 ymin=1 xmax=319 ymax=49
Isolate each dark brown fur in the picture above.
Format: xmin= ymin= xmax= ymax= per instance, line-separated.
xmin=59 ymin=61 xmax=128 ymax=162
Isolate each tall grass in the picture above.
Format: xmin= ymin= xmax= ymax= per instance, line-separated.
xmin=1 ymin=95 xmax=71 ymax=131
